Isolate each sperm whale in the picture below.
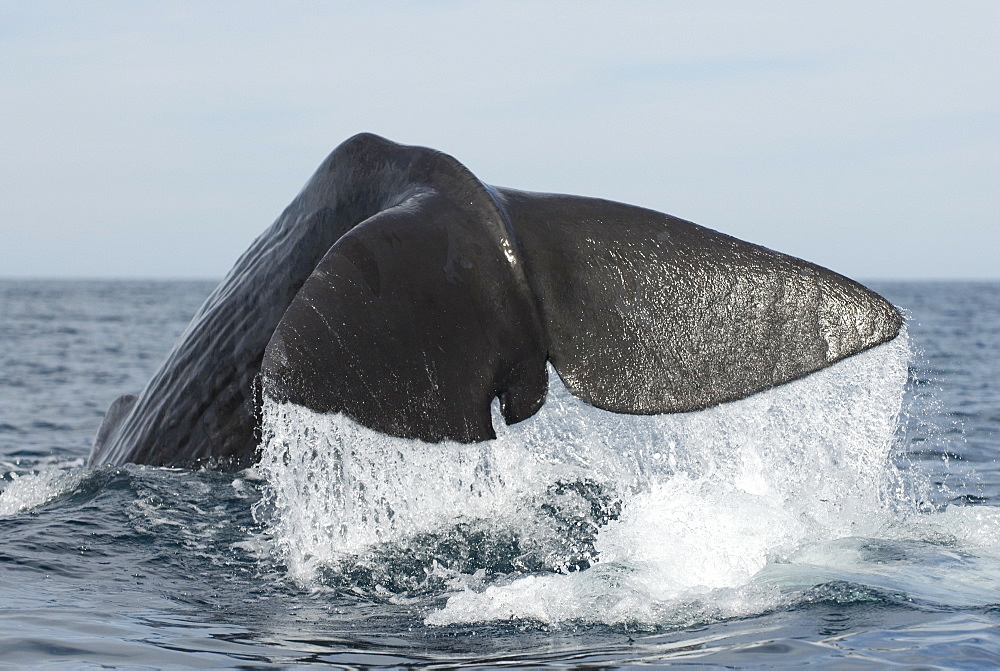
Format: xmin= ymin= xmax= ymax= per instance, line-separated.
xmin=89 ymin=133 xmax=901 ymax=468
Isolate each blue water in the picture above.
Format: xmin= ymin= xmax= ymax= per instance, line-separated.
xmin=1 ymin=279 xmax=999 ymax=668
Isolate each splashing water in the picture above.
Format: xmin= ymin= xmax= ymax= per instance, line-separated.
xmin=0 ymin=457 xmax=87 ymax=515
xmin=252 ymin=328 xmax=973 ymax=626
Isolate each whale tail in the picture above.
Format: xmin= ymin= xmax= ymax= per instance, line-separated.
xmin=260 ymin=135 xmax=902 ymax=443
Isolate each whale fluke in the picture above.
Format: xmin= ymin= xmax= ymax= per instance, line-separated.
xmin=90 ymin=133 xmax=901 ymax=467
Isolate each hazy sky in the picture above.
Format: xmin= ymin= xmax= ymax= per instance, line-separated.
xmin=3 ymin=1 xmax=998 ymax=279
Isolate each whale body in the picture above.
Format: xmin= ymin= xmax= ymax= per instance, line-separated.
xmin=89 ymin=133 xmax=901 ymax=468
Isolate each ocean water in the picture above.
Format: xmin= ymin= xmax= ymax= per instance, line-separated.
xmin=1 ymin=279 xmax=998 ymax=668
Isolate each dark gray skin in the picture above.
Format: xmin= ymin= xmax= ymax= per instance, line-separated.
xmin=89 ymin=133 xmax=901 ymax=468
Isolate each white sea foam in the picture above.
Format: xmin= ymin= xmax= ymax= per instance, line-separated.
xmin=0 ymin=458 xmax=86 ymax=515
xmin=255 ymin=329 xmax=1000 ymax=625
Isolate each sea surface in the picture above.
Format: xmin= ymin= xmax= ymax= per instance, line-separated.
xmin=1 ymin=279 xmax=998 ymax=668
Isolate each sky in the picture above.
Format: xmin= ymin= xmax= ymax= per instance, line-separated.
xmin=2 ymin=1 xmax=998 ymax=280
